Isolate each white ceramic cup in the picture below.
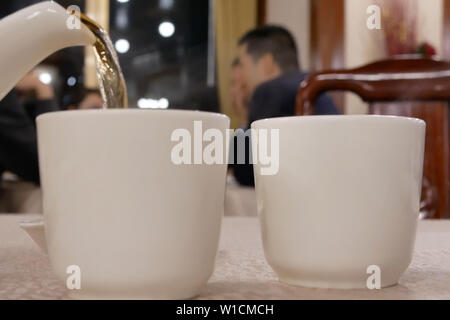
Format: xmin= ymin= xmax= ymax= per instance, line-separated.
xmin=252 ymin=115 xmax=426 ymax=289
xmin=32 ymin=109 xmax=229 ymax=299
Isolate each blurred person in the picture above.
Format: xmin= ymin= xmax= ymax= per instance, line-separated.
xmin=67 ymin=88 xmax=103 ymax=110
xmin=229 ymin=58 xmax=250 ymax=128
xmin=232 ymin=25 xmax=339 ymax=186
xmin=78 ymin=89 xmax=103 ymax=110
xmin=238 ymin=25 xmax=338 ymax=124
xmin=0 ymin=71 xmax=57 ymax=185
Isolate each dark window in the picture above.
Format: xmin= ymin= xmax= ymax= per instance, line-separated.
xmin=109 ymin=0 xmax=217 ymax=112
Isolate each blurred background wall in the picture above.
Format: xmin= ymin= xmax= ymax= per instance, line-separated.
xmin=214 ymin=0 xmax=257 ymax=129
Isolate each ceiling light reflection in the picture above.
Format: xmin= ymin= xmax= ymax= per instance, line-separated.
xmin=158 ymin=21 xmax=175 ymax=38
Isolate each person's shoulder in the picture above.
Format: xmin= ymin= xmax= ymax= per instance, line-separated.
xmin=253 ymin=77 xmax=282 ymax=97
xmin=249 ymin=72 xmax=306 ymax=122
xmin=253 ymin=71 xmax=305 ymax=98
xmin=0 ymin=90 xmax=27 ymax=121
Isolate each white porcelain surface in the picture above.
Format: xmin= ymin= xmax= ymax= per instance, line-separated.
xmin=252 ymin=115 xmax=426 ymax=289
xmin=34 ymin=109 xmax=229 ymax=299
xmin=0 ymin=1 xmax=95 ymax=100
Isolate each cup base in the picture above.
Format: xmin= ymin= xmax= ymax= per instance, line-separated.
xmin=279 ymin=277 xmax=398 ymax=290
xmin=66 ymin=287 xmax=201 ymax=300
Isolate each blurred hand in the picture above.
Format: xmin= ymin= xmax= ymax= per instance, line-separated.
xmin=16 ymin=71 xmax=54 ymax=100
xmin=231 ymin=85 xmax=247 ymax=121
xmin=78 ymin=92 xmax=104 ymax=110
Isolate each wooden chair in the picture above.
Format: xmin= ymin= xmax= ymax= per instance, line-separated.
xmin=296 ymin=55 xmax=450 ymax=219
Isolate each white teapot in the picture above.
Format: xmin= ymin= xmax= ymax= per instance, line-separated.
xmin=0 ymin=1 xmax=95 ymax=100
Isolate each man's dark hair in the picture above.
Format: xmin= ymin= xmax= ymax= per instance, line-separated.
xmin=238 ymin=25 xmax=299 ymax=72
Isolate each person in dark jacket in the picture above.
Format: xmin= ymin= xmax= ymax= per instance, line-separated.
xmin=0 ymin=72 xmax=57 ymax=185
xmin=231 ymin=25 xmax=339 ymax=186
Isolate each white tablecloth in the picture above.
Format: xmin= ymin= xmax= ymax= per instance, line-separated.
xmin=1 ymin=214 xmax=450 ymax=300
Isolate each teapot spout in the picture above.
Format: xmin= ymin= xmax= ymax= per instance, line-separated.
xmin=0 ymin=1 xmax=96 ymax=100
xmin=20 ymin=219 xmax=48 ymax=254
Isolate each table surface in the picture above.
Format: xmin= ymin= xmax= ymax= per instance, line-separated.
xmin=1 ymin=214 xmax=450 ymax=300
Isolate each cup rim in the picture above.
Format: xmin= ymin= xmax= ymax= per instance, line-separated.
xmin=251 ymin=114 xmax=426 ymax=128
xmin=37 ymin=108 xmax=230 ymax=123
